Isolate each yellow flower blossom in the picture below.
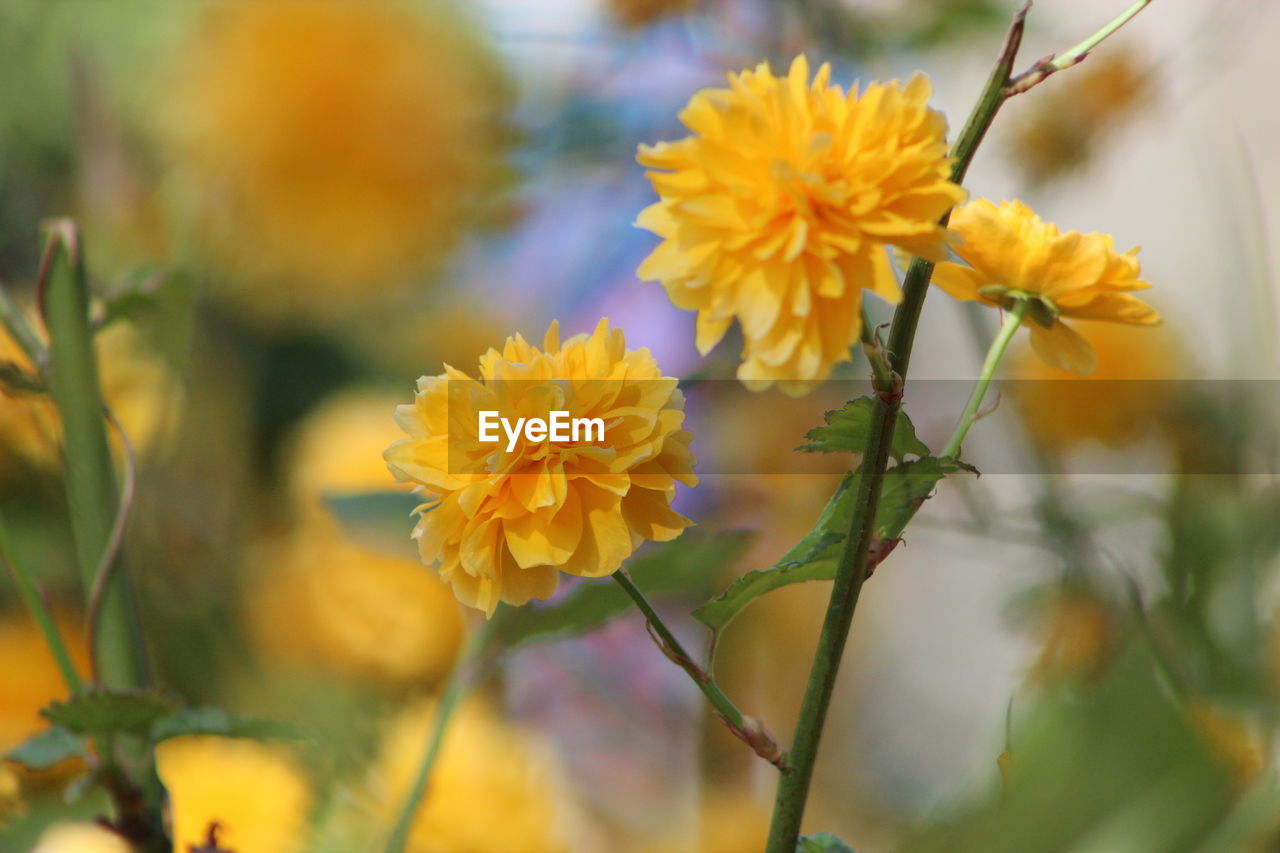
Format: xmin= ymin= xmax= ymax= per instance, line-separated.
xmin=1188 ymin=702 xmax=1266 ymax=792
xmin=636 ymin=56 xmax=963 ymax=392
xmin=159 ymin=0 xmax=507 ymax=324
xmin=32 ymin=822 xmax=132 ymax=853
xmin=1010 ymin=320 xmax=1182 ymax=451
xmin=356 ymin=698 xmax=579 ymax=853
xmin=1029 ymin=590 xmax=1116 ymax=683
xmin=932 ymin=199 xmax=1161 ymax=375
xmin=0 ymin=610 xmax=90 ymax=756
xmin=384 ymin=319 xmax=697 ymax=615
xmin=155 ymin=735 xmax=312 ymax=853
xmin=245 ymin=518 xmax=465 ymax=689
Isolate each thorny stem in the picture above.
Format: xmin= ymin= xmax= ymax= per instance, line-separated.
xmin=0 ymin=512 xmax=84 ymax=693
xmin=764 ymin=8 xmax=1030 ymax=852
xmin=940 ymin=299 xmax=1029 ymax=459
xmin=614 ymin=570 xmax=785 ymax=768
xmin=384 ymin=615 xmax=500 ymax=853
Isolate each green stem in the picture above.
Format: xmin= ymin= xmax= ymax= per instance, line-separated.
xmin=0 ymin=512 xmax=83 ymax=693
xmin=0 ymin=282 xmax=47 ymax=366
xmin=763 ymin=8 xmax=1030 ymax=851
xmin=384 ymin=615 xmax=499 ymax=853
xmin=1052 ymin=0 xmax=1153 ymax=71
xmin=858 ymin=306 xmax=893 ymax=392
xmin=940 ymin=299 xmax=1029 ymax=459
xmin=38 ymin=221 xmax=147 ymax=688
xmin=614 ymin=570 xmax=783 ymax=767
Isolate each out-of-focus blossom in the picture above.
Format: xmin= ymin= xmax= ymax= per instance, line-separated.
xmin=1188 ymin=702 xmax=1266 ymax=792
xmin=645 ymin=789 xmax=770 ymax=853
xmin=158 ymin=0 xmax=508 ymax=324
xmin=155 ymin=735 xmax=312 ymax=853
xmin=384 ymin=319 xmax=697 ymax=615
xmin=607 ymin=0 xmax=693 ymax=29
xmin=32 ymin=822 xmax=132 ymax=853
xmin=1009 ymin=51 xmax=1155 ymax=187
xmin=284 ymin=389 xmax=413 ymax=511
xmin=637 ymin=56 xmax=962 ymax=393
xmin=245 ymin=518 xmax=465 ymax=690
xmin=0 ymin=317 xmax=180 ymax=475
xmin=354 ymin=698 xmax=580 ymax=853
xmin=932 ymin=199 xmax=1160 ymax=375
xmin=1010 ymin=320 xmax=1182 ymax=452
xmin=1028 ymin=589 xmax=1116 ymax=683
xmin=0 ymin=610 xmax=89 ymax=755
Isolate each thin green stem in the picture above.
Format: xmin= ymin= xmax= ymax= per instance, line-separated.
xmin=1052 ymin=0 xmax=1153 ymax=72
xmin=38 ymin=221 xmax=148 ymax=688
xmin=614 ymin=570 xmax=783 ymax=767
xmin=0 ymin=281 xmax=47 ymax=366
xmin=940 ymin=300 xmax=1029 ymax=459
xmin=0 ymin=512 xmax=83 ymax=693
xmin=384 ymin=616 xmax=499 ymax=853
xmin=763 ymin=7 xmax=1030 ymax=851
xmin=858 ymin=307 xmax=893 ymax=392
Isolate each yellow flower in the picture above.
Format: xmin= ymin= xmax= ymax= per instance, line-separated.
xmin=1010 ymin=320 xmax=1182 ymax=451
xmin=356 ymin=698 xmax=579 ymax=853
xmin=1028 ymin=590 xmax=1116 ymax=683
xmin=0 ymin=610 xmax=90 ymax=756
xmin=384 ymin=319 xmax=697 ymax=615
xmin=1188 ymin=702 xmax=1266 ymax=792
xmin=32 ymin=823 xmax=132 ymax=853
xmin=932 ymin=199 xmax=1161 ymax=375
xmin=155 ymin=735 xmax=312 ymax=853
xmin=245 ymin=518 xmax=465 ymax=690
xmin=636 ymin=56 xmax=963 ymax=393
xmin=159 ymin=0 xmax=507 ymax=324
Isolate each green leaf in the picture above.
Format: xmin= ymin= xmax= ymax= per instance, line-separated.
xmin=5 ymin=727 xmax=87 ymax=770
xmin=493 ymin=530 xmax=752 ymax=649
xmin=692 ymin=473 xmax=855 ymax=633
xmin=798 ymin=833 xmax=858 ymax=853
xmin=798 ymin=397 xmax=930 ymax=461
xmin=875 ymin=456 xmax=977 ymax=540
xmin=41 ymin=688 xmax=182 ymax=737
xmin=151 ymin=708 xmax=306 ymax=743
xmin=693 ymin=457 xmax=977 ymax=633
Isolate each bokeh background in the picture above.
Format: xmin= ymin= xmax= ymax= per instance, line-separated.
xmin=2 ymin=0 xmax=1280 ymax=850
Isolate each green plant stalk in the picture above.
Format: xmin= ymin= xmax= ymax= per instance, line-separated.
xmin=1053 ymin=0 xmax=1153 ymax=71
xmin=762 ymin=8 xmax=1030 ymax=850
xmin=384 ymin=615 xmax=499 ymax=853
xmin=0 ymin=512 xmax=83 ymax=693
xmin=939 ymin=299 xmax=1029 ymax=459
xmin=40 ymin=223 xmax=148 ymax=688
xmin=614 ymin=570 xmax=782 ymax=766
xmin=0 ymin=282 xmax=47 ymax=366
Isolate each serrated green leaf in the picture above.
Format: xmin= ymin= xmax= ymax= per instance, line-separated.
xmin=151 ymin=708 xmax=305 ymax=743
xmin=798 ymin=397 xmax=930 ymax=461
xmin=693 ymin=457 xmax=976 ymax=632
xmin=5 ymin=727 xmax=86 ymax=770
xmin=798 ymin=833 xmax=858 ymax=852
xmin=41 ymin=688 xmax=182 ymax=737
xmin=692 ymin=473 xmax=855 ymax=632
xmin=493 ymin=530 xmax=752 ymax=649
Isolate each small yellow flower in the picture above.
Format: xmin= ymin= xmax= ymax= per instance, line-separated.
xmin=1188 ymin=702 xmax=1266 ymax=792
xmin=155 ymin=735 xmax=312 ymax=853
xmin=637 ymin=56 xmax=963 ymax=393
xmin=384 ymin=319 xmax=697 ymax=615
xmin=245 ymin=518 xmax=465 ymax=689
xmin=1029 ymin=590 xmax=1116 ymax=683
xmin=159 ymin=0 xmax=507 ymax=324
xmin=357 ymin=698 xmax=579 ymax=853
xmin=0 ymin=610 xmax=90 ymax=755
xmin=932 ymin=199 xmax=1161 ymax=375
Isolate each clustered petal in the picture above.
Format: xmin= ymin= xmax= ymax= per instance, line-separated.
xmin=636 ymin=55 xmax=964 ymax=393
xmin=932 ymin=199 xmax=1161 ymax=375
xmin=384 ymin=319 xmax=697 ymax=615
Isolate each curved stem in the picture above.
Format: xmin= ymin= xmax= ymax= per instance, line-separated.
xmin=940 ymin=300 xmax=1029 ymax=459
xmin=763 ymin=8 xmax=1031 ymax=851
xmin=614 ymin=570 xmax=784 ymax=766
xmin=384 ymin=615 xmax=499 ymax=853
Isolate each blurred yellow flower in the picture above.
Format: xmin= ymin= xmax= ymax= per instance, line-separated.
xmin=284 ymin=389 xmax=414 ymax=511
xmin=155 ymin=735 xmax=312 ymax=853
xmin=645 ymin=790 xmax=770 ymax=853
xmin=32 ymin=822 xmax=132 ymax=853
xmin=384 ymin=319 xmax=697 ymax=615
xmin=1029 ymin=589 xmax=1115 ymax=683
xmin=637 ymin=56 xmax=963 ymax=392
xmin=1010 ymin=320 xmax=1182 ymax=451
xmin=1188 ymin=702 xmax=1266 ymax=792
xmin=932 ymin=199 xmax=1161 ymax=376
xmin=0 ymin=316 xmax=180 ymax=476
xmin=360 ymin=698 xmax=578 ymax=853
xmin=245 ymin=518 xmax=465 ymax=689
xmin=159 ymin=0 xmax=507 ymax=323
xmin=0 ymin=610 xmax=89 ymax=755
